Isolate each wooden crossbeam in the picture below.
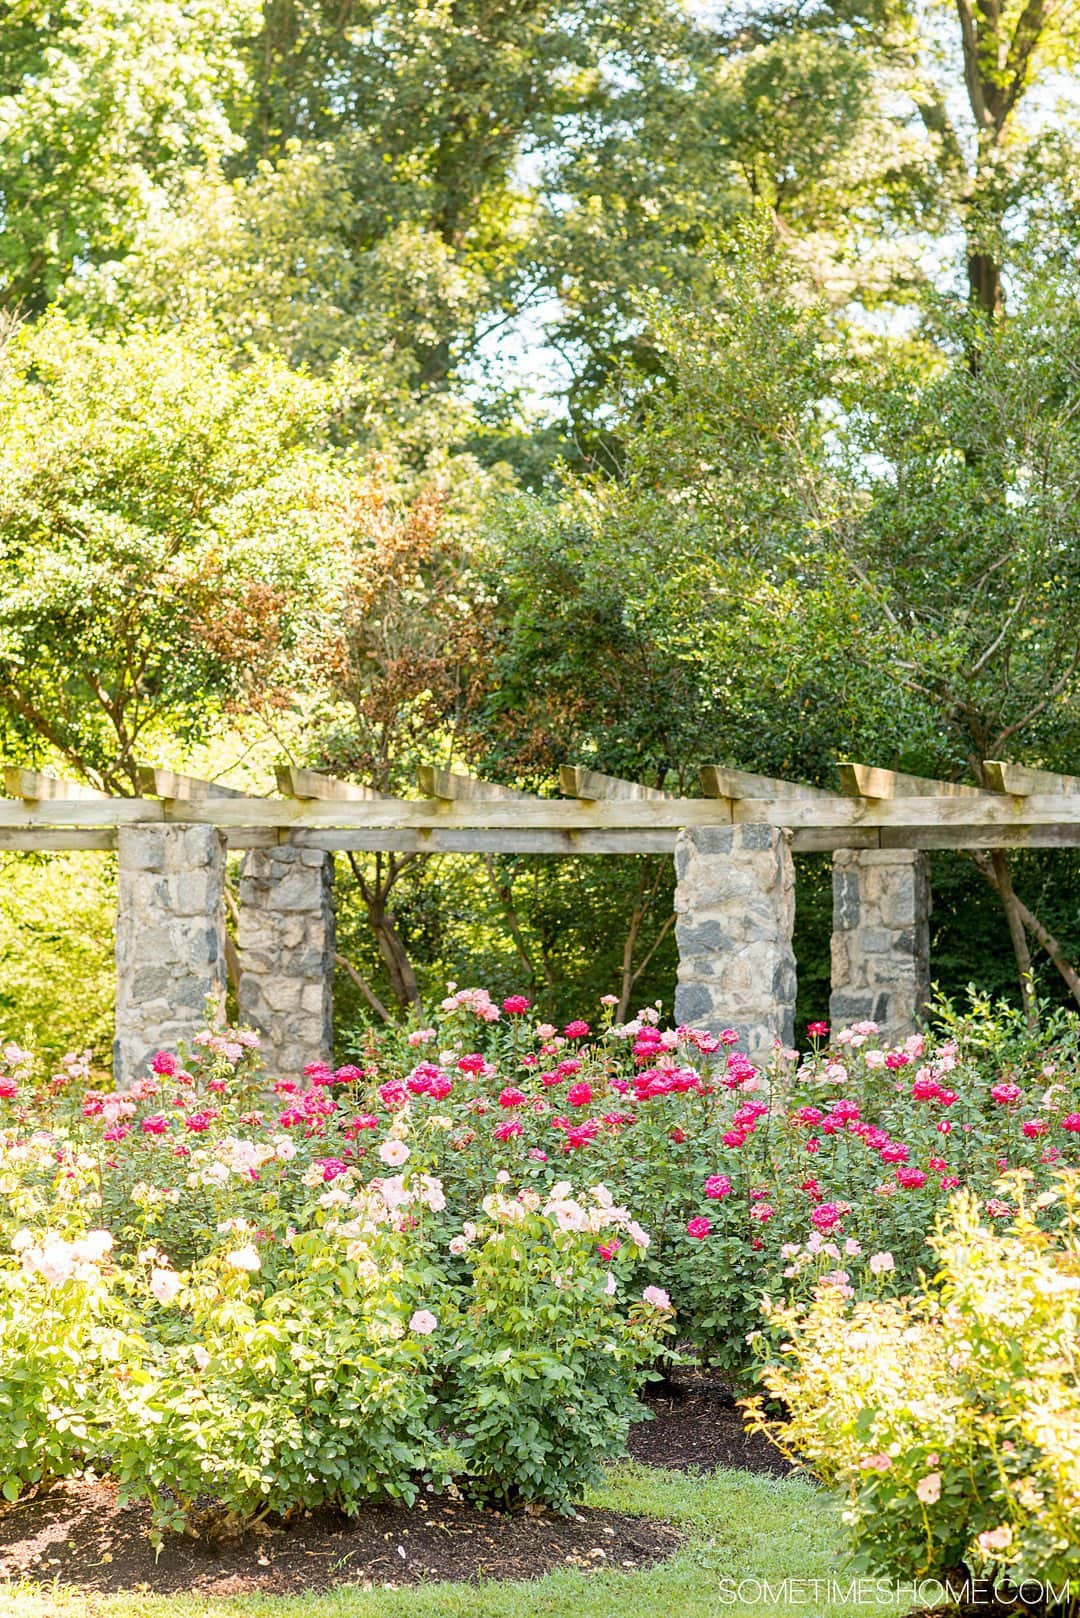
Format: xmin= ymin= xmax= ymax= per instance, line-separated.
xmin=983 ymin=761 xmax=1080 ymax=796
xmin=275 ymin=765 xmax=383 ymax=801
xmin=137 ymin=765 xmax=248 ymax=801
xmin=560 ymin=765 xmax=674 ymax=801
xmin=3 ymin=768 xmax=109 ymax=802
xmin=418 ymin=766 xmax=534 ymax=802
xmin=836 ymin=763 xmax=986 ymax=800
xmin=700 ymin=765 xmax=836 ymax=801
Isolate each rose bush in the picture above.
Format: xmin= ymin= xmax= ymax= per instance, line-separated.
xmin=1 ymin=988 xmax=1079 ymax=1538
xmin=746 ymin=1172 xmax=1080 ymax=1602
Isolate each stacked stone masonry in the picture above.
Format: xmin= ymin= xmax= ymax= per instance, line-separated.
xmin=237 ymin=846 xmax=335 ymax=1077
xmin=673 ymin=824 xmax=797 ymax=1063
xmin=829 ymin=848 xmax=931 ymax=1041
xmin=114 ymin=824 xmax=227 ymax=1087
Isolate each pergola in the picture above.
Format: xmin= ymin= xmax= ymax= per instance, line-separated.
xmin=3 ymin=758 xmax=1077 ymax=1083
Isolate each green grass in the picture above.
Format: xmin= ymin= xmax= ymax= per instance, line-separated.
xmin=1 ymin=1463 xmax=910 ymax=1618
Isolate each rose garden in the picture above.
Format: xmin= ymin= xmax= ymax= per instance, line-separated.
xmin=7 ymin=2 xmax=1080 ymax=1610
xmin=3 ymin=968 xmax=1080 ymax=1613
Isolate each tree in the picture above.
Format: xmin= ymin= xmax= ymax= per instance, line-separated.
xmin=0 ymin=313 xmax=350 ymax=790
xmin=0 ymin=0 xmax=256 ymax=311
xmin=287 ymin=471 xmax=500 ymax=1009
xmin=503 ymin=238 xmax=1080 ymax=1009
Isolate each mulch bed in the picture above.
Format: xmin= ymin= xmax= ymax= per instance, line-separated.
xmin=0 ymin=1381 xmax=786 ymax=1597
xmin=629 ymin=1372 xmax=793 ymax=1477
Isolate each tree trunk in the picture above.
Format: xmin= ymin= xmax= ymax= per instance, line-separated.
xmin=989 ymin=848 xmax=1038 ymax=1025
xmin=967 ymin=247 xmax=1003 ymax=319
xmin=368 ymin=899 xmax=421 ymax=1010
xmin=969 ymin=852 xmax=1080 ymax=1009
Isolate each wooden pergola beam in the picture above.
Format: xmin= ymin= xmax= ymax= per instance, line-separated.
xmin=4 ymin=792 xmax=1080 ymax=831
xmin=275 ymin=766 xmax=384 ymax=801
xmin=983 ymin=761 xmax=1080 ymax=796
xmin=2 ymin=768 xmax=109 ymax=802
xmin=560 ymin=765 xmax=674 ymax=801
xmin=137 ymin=765 xmax=248 ymax=801
xmin=700 ymin=765 xmax=837 ymax=802
xmin=836 ymin=762 xmax=987 ymax=800
xmin=418 ymin=766 xmax=534 ymax=802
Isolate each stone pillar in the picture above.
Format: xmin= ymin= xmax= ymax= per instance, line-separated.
xmin=829 ymin=849 xmax=931 ymax=1040
xmin=237 ymin=847 xmax=334 ymax=1077
xmin=115 ymin=824 xmax=227 ymax=1087
xmin=673 ymin=824 xmax=797 ymax=1062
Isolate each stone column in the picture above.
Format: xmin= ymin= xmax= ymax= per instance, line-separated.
xmin=115 ymin=824 xmax=227 ymax=1087
xmin=674 ymin=824 xmax=797 ymax=1063
xmin=237 ymin=847 xmax=334 ymax=1077
xmin=829 ymin=849 xmax=931 ymax=1040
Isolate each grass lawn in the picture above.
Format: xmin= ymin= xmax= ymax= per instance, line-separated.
xmin=1 ymin=1462 xmax=909 ymax=1618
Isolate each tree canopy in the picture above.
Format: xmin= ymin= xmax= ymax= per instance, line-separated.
xmin=2 ymin=0 xmax=1080 ymax=1028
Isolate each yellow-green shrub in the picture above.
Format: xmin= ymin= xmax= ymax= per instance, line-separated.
xmin=748 ymin=1172 xmax=1080 ymax=1595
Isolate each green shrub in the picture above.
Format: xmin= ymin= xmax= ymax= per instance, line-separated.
xmin=0 ymin=1230 xmax=116 ymax=1500
xmin=447 ymin=1190 xmax=670 ymax=1509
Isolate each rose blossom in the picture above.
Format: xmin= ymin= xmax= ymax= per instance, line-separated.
xmin=378 ymin=1139 xmax=410 ymax=1167
xmin=150 ymin=1268 xmax=182 ymax=1305
xmin=686 ymin=1216 xmax=711 ymax=1239
xmin=226 ymin=1244 xmax=261 ymax=1272
xmin=642 ymin=1286 xmax=672 ymax=1310
xmin=409 ymin=1309 xmax=438 ymax=1335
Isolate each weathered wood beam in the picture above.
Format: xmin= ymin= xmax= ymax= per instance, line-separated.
xmin=700 ymin=765 xmax=836 ymax=802
xmin=3 ymin=768 xmax=109 ymax=802
xmin=0 ymin=800 xmax=164 ymax=826
xmin=560 ymin=765 xmax=674 ymax=801
xmin=0 ymin=829 xmax=118 ymax=850
xmin=8 ymin=793 xmax=1080 ymax=830
xmin=982 ymin=761 xmax=1080 ymax=796
xmin=137 ymin=765 xmax=248 ymax=801
xmin=836 ymin=762 xmax=986 ymax=800
xmin=1 ymin=818 xmax=1080 ymax=852
xmin=275 ymin=765 xmax=383 ymax=801
xmin=418 ymin=766 xmax=535 ymax=802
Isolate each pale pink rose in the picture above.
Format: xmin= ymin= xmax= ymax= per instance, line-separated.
xmin=409 ymin=1309 xmax=437 ymax=1335
xmin=976 ymin=1525 xmax=1013 ymax=1556
xmin=916 ymin=1473 xmax=941 ymax=1504
xmin=642 ymin=1286 xmax=672 ymax=1311
xmin=869 ymin=1251 xmax=895 ymax=1275
xmin=75 ymin=1230 xmax=113 ymax=1263
xmin=150 ymin=1268 xmax=182 ymax=1305
xmin=378 ymin=1139 xmax=410 ymax=1167
xmin=192 ymin=1344 xmax=210 ymax=1370
xmin=225 ymin=1244 xmax=261 ymax=1272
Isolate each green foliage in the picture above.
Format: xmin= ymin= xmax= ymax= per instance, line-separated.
xmin=0 ymin=0 xmax=257 ymax=311
xmin=751 ymin=1174 xmax=1080 ymax=1592
xmin=0 ymin=1234 xmax=114 ymax=1500
xmin=0 ymin=853 xmax=114 ymax=1063
xmin=0 ymin=313 xmax=349 ymax=789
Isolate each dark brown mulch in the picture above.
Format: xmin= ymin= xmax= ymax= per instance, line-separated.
xmin=628 ymin=1373 xmax=794 ymax=1478
xmin=0 ymin=1382 xmax=783 ymax=1596
xmin=0 ymin=1481 xmax=681 ymax=1597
